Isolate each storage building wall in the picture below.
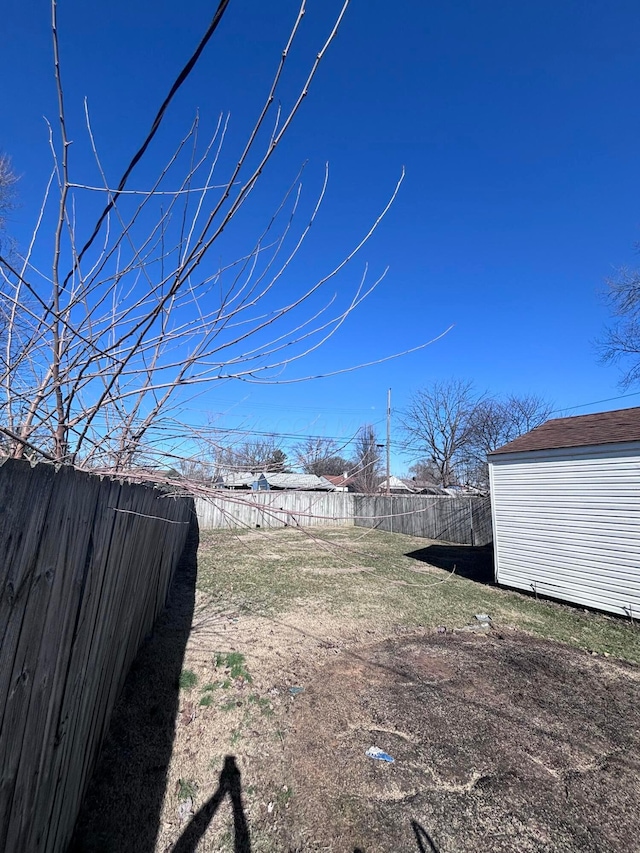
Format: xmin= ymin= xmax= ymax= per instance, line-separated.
xmin=489 ymin=441 xmax=640 ymax=617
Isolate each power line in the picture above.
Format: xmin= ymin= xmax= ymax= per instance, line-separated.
xmin=548 ymin=390 xmax=640 ymax=416
xmin=116 ymin=417 xmax=387 ymax=447
xmin=182 ymin=398 xmax=382 ymax=416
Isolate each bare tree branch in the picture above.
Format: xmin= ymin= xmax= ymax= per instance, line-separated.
xmin=598 ymin=266 xmax=640 ymax=388
xmin=0 ymin=1 xmax=442 ymax=469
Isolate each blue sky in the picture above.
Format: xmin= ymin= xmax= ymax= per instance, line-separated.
xmin=3 ymin=0 xmax=640 ymax=470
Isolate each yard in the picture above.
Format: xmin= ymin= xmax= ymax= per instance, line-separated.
xmin=72 ymin=526 xmax=640 ymax=853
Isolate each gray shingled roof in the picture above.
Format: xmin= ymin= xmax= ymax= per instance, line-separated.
xmin=489 ymin=406 xmax=640 ymax=455
xmin=263 ymin=473 xmax=335 ymax=490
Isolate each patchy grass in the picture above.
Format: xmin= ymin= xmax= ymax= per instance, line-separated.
xmin=247 ymin=693 xmax=274 ymax=716
xmin=276 ymin=784 xmax=293 ymax=808
xmin=214 ymin=650 xmax=252 ymax=683
xmin=176 ymin=778 xmax=198 ymax=802
xmin=197 ymin=527 xmax=640 ymax=664
xmin=178 ymin=669 xmax=198 ymax=691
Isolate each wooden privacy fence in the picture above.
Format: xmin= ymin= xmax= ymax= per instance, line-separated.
xmin=0 ymin=459 xmax=194 ymax=853
xmin=195 ymin=490 xmax=492 ymax=546
xmin=354 ymin=494 xmax=493 ymax=546
xmin=195 ymin=490 xmax=355 ymax=530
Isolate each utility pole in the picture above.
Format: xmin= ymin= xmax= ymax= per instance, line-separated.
xmin=386 ymin=387 xmax=391 ymax=495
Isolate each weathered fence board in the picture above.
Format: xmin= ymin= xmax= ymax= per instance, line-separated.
xmin=353 ymin=494 xmax=492 ymax=545
xmin=195 ymin=490 xmax=355 ymax=530
xmin=0 ymin=459 xmax=194 ymax=853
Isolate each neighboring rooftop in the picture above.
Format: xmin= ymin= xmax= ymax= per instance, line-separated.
xmin=263 ymin=473 xmax=335 ymax=490
xmin=489 ymin=406 xmax=640 ymax=455
xmin=323 ymin=473 xmax=355 ymax=488
xmin=216 ymin=471 xmax=336 ymax=490
xmin=377 ymin=475 xmax=415 ymax=492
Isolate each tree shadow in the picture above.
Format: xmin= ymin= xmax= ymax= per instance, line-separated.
xmin=405 ymin=543 xmax=495 ymax=584
xmin=69 ymin=513 xmax=200 ymax=853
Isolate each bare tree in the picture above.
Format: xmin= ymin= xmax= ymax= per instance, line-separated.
xmin=293 ymin=436 xmax=350 ymax=475
xmin=465 ymin=393 xmax=552 ymax=486
xmin=401 ymin=380 xmax=478 ymax=487
xmin=599 ymin=267 xmax=640 ymax=388
xmin=218 ymin=436 xmax=286 ymax=473
xmin=407 ymin=459 xmax=440 ymax=485
xmin=403 ymin=382 xmax=552 ymax=488
xmin=503 ymin=393 xmax=553 ymax=436
xmin=350 ymin=424 xmax=381 ymax=493
xmin=0 ymin=0 xmax=441 ymax=470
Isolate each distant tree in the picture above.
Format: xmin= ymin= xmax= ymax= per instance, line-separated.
xmin=599 ymin=267 xmax=640 ymax=388
xmin=177 ymin=456 xmax=217 ymax=483
xmin=293 ymin=437 xmax=350 ymax=476
xmin=403 ymin=381 xmax=552 ymax=488
xmin=401 ymin=380 xmax=478 ymax=487
xmin=350 ymin=424 xmax=381 ymax=493
xmin=504 ymin=393 xmax=554 ymax=436
xmin=219 ymin=437 xmax=286 ymax=473
xmin=266 ymin=448 xmax=288 ymax=473
xmin=465 ymin=393 xmax=552 ymax=486
xmin=407 ymin=459 xmax=440 ymax=484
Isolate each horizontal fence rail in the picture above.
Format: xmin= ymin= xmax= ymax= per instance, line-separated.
xmin=0 ymin=459 xmax=194 ymax=853
xmin=195 ymin=490 xmax=492 ymax=546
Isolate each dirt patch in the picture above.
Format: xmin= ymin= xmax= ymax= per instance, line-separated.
xmin=285 ymin=631 xmax=640 ymax=853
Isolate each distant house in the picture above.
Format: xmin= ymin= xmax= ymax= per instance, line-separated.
xmin=488 ymin=406 xmax=640 ymax=618
xmin=216 ymin=471 xmax=336 ymax=491
xmin=323 ymin=473 xmax=357 ymax=492
xmin=261 ymin=473 xmax=335 ymax=491
xmin=442 ymin=484 xmax=487 ymax=497
xmin=376 ymin=475 xmax=415 ymax=494
xmin=214 ymin=472 xmax=262 ymax=490
xmin=409 ymin=479 xmax=448 ymax=496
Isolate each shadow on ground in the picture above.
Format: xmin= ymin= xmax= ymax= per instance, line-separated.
xmin=69 ymin=515 xmax=241 ymax=852
xmin=405 ymin=542 xmax=494 ymax=583
xmin=172 ymin=755 xmax=250 ymax=853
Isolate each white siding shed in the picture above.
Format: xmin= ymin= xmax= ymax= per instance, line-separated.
xmin=488 ymin=406 xmax=640 ymax=618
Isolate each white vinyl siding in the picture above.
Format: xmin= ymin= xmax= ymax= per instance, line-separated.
xmin=489 ymin=442 xmax=640 ymax=617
